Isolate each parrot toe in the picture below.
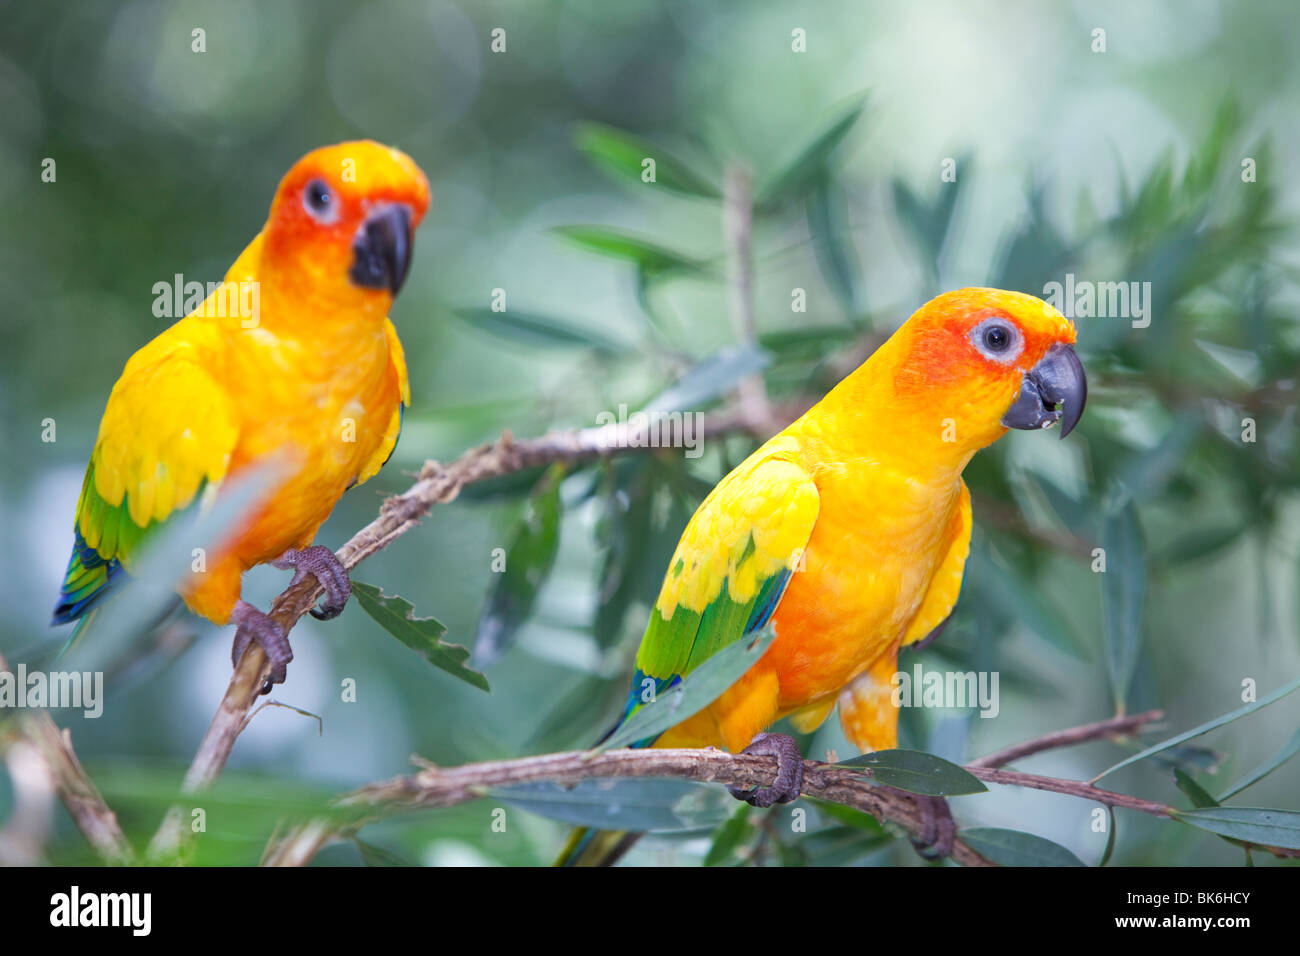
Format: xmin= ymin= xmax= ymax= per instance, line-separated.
xmin=273 ymin=546 xmax=351 ymax=620
xmin=728 ymin=732 xmax=805 ymax=808
xmin=908 ymin=793 xmax=955 ymax=861
xmin=231 ymin=600 xmax=293 ymax=692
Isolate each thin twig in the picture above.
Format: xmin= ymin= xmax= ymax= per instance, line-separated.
xmin=968 ymin=710 xmax=1164 ymax=768
xmin=724 ymin=163 xmax=769 ymax=420
xmin=260 ymin=707 xmax=1300 ymax=866
xmin=0 ymin=651 xmax=133 ymax=864
xmin=261 ymin=748 xmax=993 ymax=867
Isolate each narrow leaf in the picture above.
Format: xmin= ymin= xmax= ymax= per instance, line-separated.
xmin=703 ymin=803 xmax=754 ymax=866
xmin=492 ymin=778 xmax=732 ymax=832
xmin=1174 ymin=768 xmax=1220 ymax=808
xmin=1094 ymin=673 xmax=1300 ymax=781
xmin=805 ymin=175 xmax=862 ymax=317
xmin=552 ymin=225 xmax=705 ymax=276
xmin=1100 ymin=499 xmax=1146 ymax=710
xmin=835 ymin=749 xmax=987 ymax=796
xmin=960 ymin=827 xmax=1086 ymax=867
xmin=352 ymin=582 xmax=489 ymax=691
xmin=1099 ymin=807 xmax=1117 ymax=866
xmin=452 ymin=307 xmax=631 ymax=353
xmin=473 ymin=465 xmax=564 ymax=666
xmin=1218 ymin=726 xmax=1300 ymax=801
xmin=574 ymin=123 xmax=720 ymax=198
xmin=757 ymin=98 xmax=866 ymax=206
xmin=594 ymin=628 xmax=780 ymax=752
xmin=642 ymin=344 xmax=771 ymax=414
xmin=1172 ymin=807 xmax=1300 ymax=850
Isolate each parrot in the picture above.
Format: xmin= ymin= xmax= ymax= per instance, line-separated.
xmin=51 ymin=141 xmax=431 ymax=688
xmin=558 ymin=287 xmax=1087 ymax=865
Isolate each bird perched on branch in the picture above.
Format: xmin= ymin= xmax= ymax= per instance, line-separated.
xmin=52 ymin=141 xmax=431 ymax=689
xmin=559 ymin=287 xmax=1087 ymax=865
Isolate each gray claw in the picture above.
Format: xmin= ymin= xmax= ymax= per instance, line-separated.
xmin=230 ymin=600 xmax=293 ymax=691
xmin=728 ymin=732 xmax=805 ymax=808
xmin=274 ymin=546 xmax=351 ymax=620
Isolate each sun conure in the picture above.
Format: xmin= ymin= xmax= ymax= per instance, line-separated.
xmin=559 ymin=287 xmax=1087 ymax=865
xmin=52 ymin=141 xmax=431 ymax=687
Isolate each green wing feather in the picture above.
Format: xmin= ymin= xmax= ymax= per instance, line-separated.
xmin=635 ymin=443 xmax=820 ymax=681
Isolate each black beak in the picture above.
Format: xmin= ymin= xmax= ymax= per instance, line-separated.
xmin=1001 ymin=343 xmax=1087 ymax=439
xmin=349 ymin=203 xmax=413 ymax=295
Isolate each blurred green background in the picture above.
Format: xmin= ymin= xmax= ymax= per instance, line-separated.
xmin=1 ymin=0 xmax=1298 ymax=866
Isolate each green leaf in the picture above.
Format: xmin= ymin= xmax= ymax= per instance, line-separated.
xmin=574 ymin=122 xmax=720 ymax=198
xmin=1172 ymin=807 xmax=1300 ymax=850
xmin=805 ymin=175 xmax=862 ymax=317
xmin=1174 ymin=768 xmax=1220 ymax=808
xmin=1114 ymin=411 xmax=1203 ymax=503
xmin=960 ymin=827 xmax=1086 ymax=866
xmin=1218 ymin=726 xmax=1300 ymax=801
xmin=642 ymin=344 xmax=770 ymax=414
xmin=1094 ymin=673 xmax=1300 ymax=781
xmin=703 ymin=803 xmax=754 ymax=866
xmin=452 ymin=307 xmax=631 ymax=353
xmin=835 ymin=749 xmax=987 ymax=796
xmin=757 ymin=98 xmax=867 ymax=207
xmin=890 ymin=158 xmax=967 ymax=287
xmin=967 ymin=548 xmax=1088 ymax=659
xmin=492 ymin=778 xmax=733 ymax=832
xmin=473 ymin=465 xmax=565 ymax=667
xmin=352 ymin=582 xmax=489 ymax=691
xmin=1099 ymin=807 xmax=1117 ymax=866
xmin=1100 ymin=499 xmax=1147 ymax=711
xmin=1154 ymin=524 xmax=1246 ymax=566
xmin=594 ymin=627 xmax=780 ymax=752
xmin=552 ymin=225 xmax=706 ymax=277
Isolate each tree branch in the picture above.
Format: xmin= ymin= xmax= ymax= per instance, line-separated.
xmin=724 ymin=163 xmax=769 ymax=420
xmin=261 ymin=748 xmax=994 ymax=867
xmin=968 ymin=710 xmax=1164 ymax=768
xmin=259 ymin=708 xmax=1300 ymax=865
xmin=147 ymin=402 xmax=797 ymax=859
xmin=0 ymin=652 xmax=133 ymax=864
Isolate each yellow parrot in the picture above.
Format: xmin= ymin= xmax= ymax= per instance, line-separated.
xmin=52 ymin=141 xmax=431 ymax=687
xmin=562 ymin=288 xmax=1086 ymax=864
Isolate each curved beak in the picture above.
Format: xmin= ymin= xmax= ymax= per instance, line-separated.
xmin=349 ymin=203 xmax=413 ymax=295
xmin=1001 ymin=343 xmax=1087 ymax=439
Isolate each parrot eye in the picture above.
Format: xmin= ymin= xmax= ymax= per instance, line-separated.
xmin=303 ymin=179 xmax=337 ymax=223
xmin=984 ymin=326 xmax=1010 ymax=351
xmin=970 ymin=316 xmax=1023 ymax=363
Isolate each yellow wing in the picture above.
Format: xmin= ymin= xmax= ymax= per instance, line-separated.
xmin=636 ymin=436 xmax=820 ymax=680
xmin=902 ymin=479 xmax=971 ymax=647
xmin=353 ymin=317 xmax=410 ymax=487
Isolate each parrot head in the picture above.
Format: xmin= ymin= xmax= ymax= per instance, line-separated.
xmin=259 ymin=140 xmax=432 ymax=313
xmin=888 ymin=287 xmax=1087 ymax=451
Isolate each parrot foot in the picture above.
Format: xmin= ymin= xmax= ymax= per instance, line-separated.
xmin=272 ymin=546 xmax=351 ymax=621
xmin=909 ymin=793 xmax=956 ymax=860
xmin=230 ymin=600 xmax=293 ymax=692
xmin=728 ymin=732 xmax=805 ymax=808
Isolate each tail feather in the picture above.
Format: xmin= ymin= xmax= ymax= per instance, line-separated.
xmin=553 ymin=672 xmax=676 ymax=866
xmin=554 ymin=826 xmax=642 ymax=867
xmin=51 ymin=529 xmax=124 ymax=625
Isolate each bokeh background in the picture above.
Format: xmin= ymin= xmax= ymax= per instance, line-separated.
xmin=2 ymin=0 xmax=1298 ymax=866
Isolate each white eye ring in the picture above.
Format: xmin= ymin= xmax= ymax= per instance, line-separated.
xmin=302 ymin=179 xmax=339 ymax=224
xmin=970 ymin=316 xmax=1024 ymax=364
